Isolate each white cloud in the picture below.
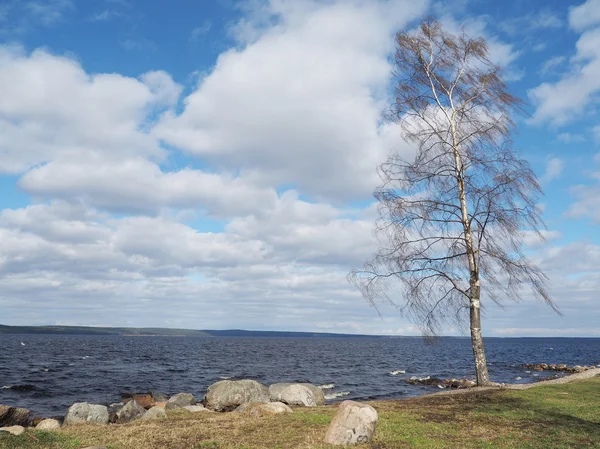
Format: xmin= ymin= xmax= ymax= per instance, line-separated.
xmin=155 ymin=0 xmax=427 ymax=202
xmin=18 ymin=158 xmax=278 ymax=217
xmin=540 ymin=157 xmax=564 ymax=184
xmin=569 ymin=0 xmax=600 ymax=32
xmin=25 ymin=0 xmax=73 ymax=26
xmin=499 ymin=9 xmax=563 ymax=36
xmin=530 ymin=8 xmax=600 ymax=125
xmin=556 ymin=132 xmax=585 ymax=143
xmin=0 ymin=46 xmax=180 ymax=173
xmin=190 ymin=20 xmax=212 ymax=41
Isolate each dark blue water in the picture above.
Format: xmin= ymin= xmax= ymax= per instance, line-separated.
xmin=1 ymin=335 xmax=599 ymax=417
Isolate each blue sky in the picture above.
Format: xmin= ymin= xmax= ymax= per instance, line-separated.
xmin=1 ymin=0 xmax=599 ymax=336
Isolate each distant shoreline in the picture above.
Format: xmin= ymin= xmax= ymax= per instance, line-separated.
xmin=0 ymin=324 xmax=385 ymax=338
xmin=2 ymin=324 xmax=599 ymax=338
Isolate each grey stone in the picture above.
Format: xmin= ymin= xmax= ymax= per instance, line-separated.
xmin=204 ymin=380 xmax=269 ymax=412
xmin=278 ymin=385 xmax=316 ymax=407
xmin=323 ymin=400 xmax=378 ymax=446
xmin=36 ymin=419 xmax=61 ymax=430
xmin=64 ymin=403 xmax=109 ymax=426
xmin=165 ymin=393 xmax=195 ymax=410
xmin=269 ymin=383 xmax=324 ymax=406
xmin=116 ymin=400 xmax=145 ymax=424
xmin=141 ymin=406 xmax=167 ymax=420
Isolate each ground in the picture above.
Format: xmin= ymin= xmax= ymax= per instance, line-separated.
xmin=1 ymin=376 xmax=599 ymax=449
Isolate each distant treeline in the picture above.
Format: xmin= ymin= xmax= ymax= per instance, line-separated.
xmin=0 ymin=324 xmax=382 ymax=338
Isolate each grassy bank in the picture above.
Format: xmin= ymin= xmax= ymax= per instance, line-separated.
xmin=2 ymin=376 xmax=599 ymax=449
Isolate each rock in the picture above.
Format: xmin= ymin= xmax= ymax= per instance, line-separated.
xmin=152 ymin=401 xmax=167 ymax=409
xmin=204 ymin=380 xmax=269 ymax=412
xmin=107 ymin=403 xmax=124 ymax=424
xmin=150 ymin=391 xmax=169 ymax=403
xmin=573 ymin=365 xmax=586 ymax=373
xmin=165 ymin=393 xmax=195 ymax=410
xmin=64 ymin=403 xmax=109 ymax=426
xmin=269 ymin=383 xmax=325 ymax=406
xmin=0 ymin=425 xmax=25 ymax=436
xmin=123 ymin=394 xmax=153 ymax=409
xmin=116 ymin=400 xmax=146 ymax=424
xmin=244 ymin=402 xmax=293 ymax=417
xmin=141 ymin=406 xmax=167 ymax=420
xmin=278 ymin=385 xmax=316 ymax=407
xmin=323 ymin=400 xmax=378 ymax=446
xmin=0 ymin=405 xmax=30 ymax=427
xmin=36 ymin=419 xmax=61 ymax=430
xmin=183 ymin=405 xmax=210 ymax=412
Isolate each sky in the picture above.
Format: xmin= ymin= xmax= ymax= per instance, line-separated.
xmin=0 ymin=0 xmax=599 ymax=337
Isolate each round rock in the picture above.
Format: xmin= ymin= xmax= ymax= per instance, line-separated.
xmin=323 ymin=400 xmax=378 ymax=446
xmin=36 ymin=419 xmax=61 ymax=430
xmin=64 ymin=403 xmax=109 ymax=426
xmin=141 ymin=406 xmax=167 ymax=420
xmin=204 ymin=380 xmax=269 ymax=412
xmin=279 ymin=384 xmax=316 ymax=407
xmin=269 ymin=383 xmax=325 ymax=406
xmin=165 ymin=393 xmax=195 ymax=410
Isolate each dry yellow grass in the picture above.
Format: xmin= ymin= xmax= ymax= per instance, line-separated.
xmin=60 ymin=407 xmax=343 ymax=449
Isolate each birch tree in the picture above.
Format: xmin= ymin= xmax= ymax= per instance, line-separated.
xmin=350 ymin=19 xmax=557 ymax=385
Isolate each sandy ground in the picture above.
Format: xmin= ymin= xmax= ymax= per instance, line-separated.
xmin=430 ymin=367 xmax=600 ymax=397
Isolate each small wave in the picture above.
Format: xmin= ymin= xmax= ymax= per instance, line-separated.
xmin=325 ymin=391 xmax=350 ymax=400
xmin=317 ymin=383 xmax=335 ymax=390
xmin=388 ymin=370 xmax=406 ymax=376
xmin=219 ymin=376 xmax=232 ymax=380
xmin=1 ymin=384 xmax=36 ymax=391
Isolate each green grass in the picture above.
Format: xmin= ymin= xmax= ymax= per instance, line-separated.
xmin=2 ymin=377 xmax=599 ymax=448
xmin=0 ymin=430 xmax=81 ymax=449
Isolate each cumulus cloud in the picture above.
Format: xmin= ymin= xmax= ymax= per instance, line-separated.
xmin=569 ymin=0 xmax=600 ymax=32
xmin=530 ymin=1 xmax=600 ymax=125
xmin=155 ymin=0 xmax=427 ymax=201
xmin=0 ymin=46 xmax=181 ymax=173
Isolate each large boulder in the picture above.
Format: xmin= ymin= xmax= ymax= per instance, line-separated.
xmin=64 ymin=403 xmax=109 ymax=426
xmin=278 ymin=385 xmax=316 ymax=407
xmin=204 ymin=380 xmax=269 ymax=412
xmin=0 ymin=405 xmax=30 ymax=427
xmin=116 ymin=400 xmax=145 ymax=424
xmin=323 ymin=400 xmax=378 ymax=446
xmin=165 ymin=393 xmax=195 ymax=410
xmin=36 ymin=419 xmax=61 ymax=430
xmin=141 ymin=406 xmax=167 ymax=420
xmin=269 ymin=383 xmax=325 ymax=406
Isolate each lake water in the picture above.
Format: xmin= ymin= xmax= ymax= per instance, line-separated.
xmin=1 ymin=334 xmax=599 ymax=417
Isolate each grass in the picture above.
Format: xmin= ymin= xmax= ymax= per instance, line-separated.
xmin=2 ymin=377 xmax=599 ymax=449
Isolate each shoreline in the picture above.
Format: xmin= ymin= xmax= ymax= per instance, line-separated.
xmin=422 ymin=366 xmax=600 ymax=398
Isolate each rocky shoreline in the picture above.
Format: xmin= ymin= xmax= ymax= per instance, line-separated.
xmin=0 ymin=379 xmax=378 ymax=446
xmin=2 ymin=363 xmax=598 ymax=446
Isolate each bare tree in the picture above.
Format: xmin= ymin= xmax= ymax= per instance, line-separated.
xmin=350 ymin=19 xmax=557 ymax=386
